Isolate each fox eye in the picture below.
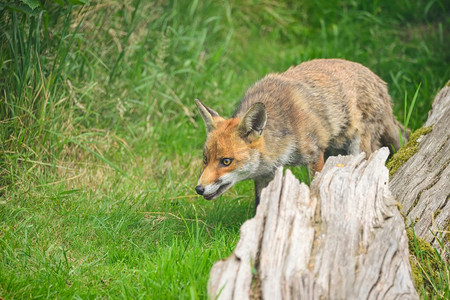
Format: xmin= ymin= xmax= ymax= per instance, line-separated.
xmin=203 ymin=155 xmax=208 ymax=165
xmin=221 ymin=158 xmax=233 ymax=166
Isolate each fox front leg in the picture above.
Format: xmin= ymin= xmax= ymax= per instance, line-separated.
xmin=254 ymin=174 xmax=275 ymax=213
xmin=309 ymin=149 xmax=325 ymax=176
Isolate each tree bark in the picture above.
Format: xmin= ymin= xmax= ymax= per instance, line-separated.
xmin=390 ymin=85 xmax=450 ymax=252
xmin=208 ymin=148 xmax=418 ymax=299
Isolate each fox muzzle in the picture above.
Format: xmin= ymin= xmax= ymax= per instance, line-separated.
xmin=195 ymin=185 xmax=205 ymax=195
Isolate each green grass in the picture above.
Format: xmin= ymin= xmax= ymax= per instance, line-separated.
xmin=1 ymin=0 xmax=449 ymax=298
xmin=407 ymin=227 xmax=450 ymax=299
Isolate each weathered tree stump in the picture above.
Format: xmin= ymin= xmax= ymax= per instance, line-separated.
xmin=208 ymin=148 xmax=418 ymax=299
xmin=390 ymin=84 xmax=450 ymax=252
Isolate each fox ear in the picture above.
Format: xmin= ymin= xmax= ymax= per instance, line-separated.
xmin=195 ymin=99 xmax=221 ymax=133
xmin=238 ymin=102 xmax=267 ymax=142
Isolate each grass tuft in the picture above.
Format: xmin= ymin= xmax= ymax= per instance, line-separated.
xmin=407 ymin=227 xmax=450 ymax=298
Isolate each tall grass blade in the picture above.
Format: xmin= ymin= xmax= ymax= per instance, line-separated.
xmin=404 ymin=83 xmax=422 ymax=130
xmin=49 ymin=130 xmax=129 ymax=178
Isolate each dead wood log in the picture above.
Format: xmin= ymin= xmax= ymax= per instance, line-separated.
xmin=390 ymin=84 xmax=450 ymax=252
xmin=208 ymin=148 xmax=418 ymax=299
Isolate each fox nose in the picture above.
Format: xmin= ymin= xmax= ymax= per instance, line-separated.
xmin=195 ymin=185 xmax=205 ymax=195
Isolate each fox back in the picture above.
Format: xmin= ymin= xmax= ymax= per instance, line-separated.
xmin=195 ymin=59 xmax=407 ymax=206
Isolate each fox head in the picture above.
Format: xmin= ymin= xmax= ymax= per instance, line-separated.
xmin=194 ymin=99 xmax=267 ymax=200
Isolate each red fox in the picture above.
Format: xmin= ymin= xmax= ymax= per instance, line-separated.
xmin=195 ymin=59 xmax=407 ymax=208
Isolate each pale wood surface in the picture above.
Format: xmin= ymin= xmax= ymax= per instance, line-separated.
xmin=208 ymin=148 xmax=418 ymax=299
xmin=390 ymin=85 xmax=450 ymax=252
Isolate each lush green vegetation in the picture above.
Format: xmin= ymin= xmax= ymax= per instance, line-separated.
xmin=1 ymin=0 xmax=449 ymax=298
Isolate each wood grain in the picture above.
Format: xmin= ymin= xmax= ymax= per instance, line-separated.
xmin=209 ymin=148 xmax=418 ymax=299
xmin=390 ymin=85 xmax=449 ymax=253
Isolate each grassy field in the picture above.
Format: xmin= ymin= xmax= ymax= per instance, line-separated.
xmin=1 ymin=0 xmax=449 ymax=298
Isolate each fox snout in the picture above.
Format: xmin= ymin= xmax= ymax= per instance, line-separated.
xmin=195 ymin=177 xmax=234 ymax=200
xmin=195 ymin=185 xmax=205 ymax=195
